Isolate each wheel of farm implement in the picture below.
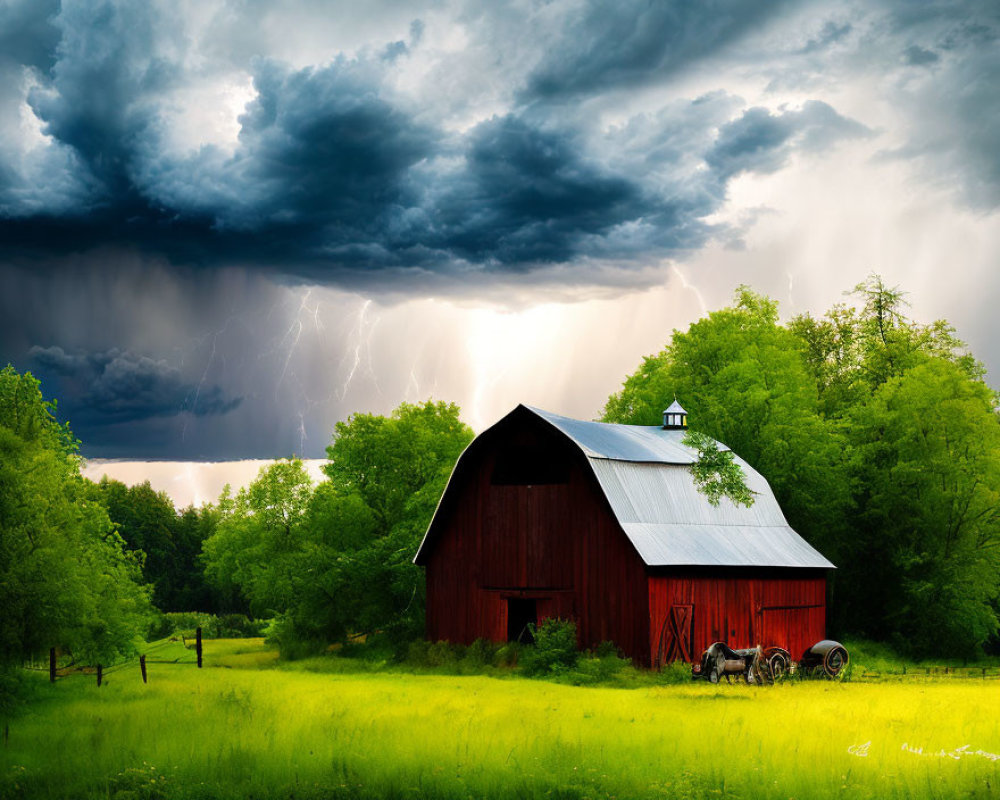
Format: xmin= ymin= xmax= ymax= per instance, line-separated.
xmin=766 ymin=649 xmax=791 ymax=681
xmin=822 ymin=645 xmax=849 ymax=678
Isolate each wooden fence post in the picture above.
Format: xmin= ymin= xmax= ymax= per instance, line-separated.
xmin=49 ymin=648 xmax=56 ymax=683
xmin=139 ymin=654 xmax=147 ymax=684
xmin=196 ymin=627 xmax=203 ymax=668
xmin=97 ymin=664 xmax=103 ymax=687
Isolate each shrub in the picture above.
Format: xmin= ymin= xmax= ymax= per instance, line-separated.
xmin=463 ymin=638 xmax=500 ymax=669
xmin=157 ymin=612 xmax=267 ymax=640
xmin=494 ymin=642 xmax=521 ymax=668
xmin=658 ymin=660 xmax=693 ymax=684
xmin=519 ymin=618 xmax=580 ymax=677
xmin=404 ymin=639 xmax=466 ymax=669
xmin=263 ymin=615 xmax=326 ymax=660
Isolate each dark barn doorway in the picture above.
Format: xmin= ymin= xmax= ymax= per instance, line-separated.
xmin=507 ymin=598 xmax=537 ymax=644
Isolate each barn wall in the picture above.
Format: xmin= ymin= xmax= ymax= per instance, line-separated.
xmin=647 ymin=570 xmax=827 ymax=666
xmin=423 ymin=413 xmax=650 ymax=662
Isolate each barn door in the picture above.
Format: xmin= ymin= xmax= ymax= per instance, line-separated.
xmin=657 ymin=604 xmax=694 ymax=666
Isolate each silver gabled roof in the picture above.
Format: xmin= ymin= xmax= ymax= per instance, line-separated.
xmin=526 ymin=406 xmax=722 ymax=464
xmin=414 ymin=405 xmax=834 ymax=570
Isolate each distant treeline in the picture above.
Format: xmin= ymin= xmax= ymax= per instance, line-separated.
xmin=2 ymin=275 xmax=999 ymax=689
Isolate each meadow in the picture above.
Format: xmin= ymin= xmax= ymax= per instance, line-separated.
xmin=2 ymin=639 xmax=999 ymax=800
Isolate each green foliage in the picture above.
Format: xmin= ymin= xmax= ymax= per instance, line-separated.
xmin=152 ymin=612 xmax=265 ymax=640
xmin=681 ymin=430 xmax=754 ymax=507
xmin=201 ymin=458 xmax=315 ymax=620
xmin=323 ymin=400 xmax=473 ymax=536
xmin=519 ymin=618 xmax=580 ymax=676
xmin=604 ymin=285 xmax=847 ymax=569
xmin=0 ymin=366 xmax=153 ymax=674
xmin=844 ymin=359 xmax=1000 ymax=656
xmin=657 ymin=660 xmax=694 ymax=684
xmin=87 ymin=479 xmax=219 ymax=613
xmin=200 ymin=401 xmax=474 ymax=659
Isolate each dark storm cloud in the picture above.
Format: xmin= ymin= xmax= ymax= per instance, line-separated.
xmin=519 ymin=0 xmax=792 ymax=100
xmin=151 ymin=58 xmax=435 ymax=229
xmin=424 ymin=115 xmax=644 ymax=266
xmin=902 ymin=45 xmax=939 ymax=66
xmin=0 ymin=0 xmax=61 ymax=71
xmin=797 ymin=21 xmax=852 ymax=55
xmin=0 ymin=0 xmax=877 ymax=284
xmin=28 ymin=345 xmax=242 ymax=425
xmin=760 ymin=0 xmax=1000 ymax=210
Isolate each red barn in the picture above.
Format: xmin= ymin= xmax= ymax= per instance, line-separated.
xmin=414 ymin=404 xmax=834 ymax=667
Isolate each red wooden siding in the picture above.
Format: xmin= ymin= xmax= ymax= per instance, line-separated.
xmin=423 ymin=413 xmax=650 ymax=661
xmin=648 ymin=571 xmax=826 ymax=666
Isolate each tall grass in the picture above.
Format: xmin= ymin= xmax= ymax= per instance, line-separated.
xmin=2 ymin=639 xmax=999 ymax=799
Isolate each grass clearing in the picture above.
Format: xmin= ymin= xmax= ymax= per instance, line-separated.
xmin=3 ymin=639 xmax=999 ymax=799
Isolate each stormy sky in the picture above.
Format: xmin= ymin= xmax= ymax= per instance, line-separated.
xmin=3 ymin=0 xmax=999 ymax=471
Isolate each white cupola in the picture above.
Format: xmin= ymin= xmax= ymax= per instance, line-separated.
xmin=662 ymin=399 xmax=687 ymax=430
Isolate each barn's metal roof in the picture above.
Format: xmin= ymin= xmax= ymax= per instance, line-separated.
xmin=588 ymin=460 xmax=833 ymax=568
xmin=526 ymin=406 xmax=724 ymax=464
xmin=414 ymin=405 xmax=834 ymax=570
xmin=528 ymin=408 xmax=832 ymax=569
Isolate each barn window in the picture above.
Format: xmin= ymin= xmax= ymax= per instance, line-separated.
xmin=490 ymin=445 xmax=570 ymax=485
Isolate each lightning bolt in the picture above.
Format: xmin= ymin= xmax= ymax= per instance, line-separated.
xmin=671 ymin=264 xmax=709 ymax=316
xmin=180 ymin=307 xmax=240 ymax=442
xmin=337 ymin=298 xmax=382 ymax=401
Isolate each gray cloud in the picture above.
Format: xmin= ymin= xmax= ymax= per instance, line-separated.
xmin=28 ymin=345 xmax=241 ymax=425
xmin=518 ymin=0 xmax=792 ymax=100
xmin=883 ymin=2 xmax=1000 ymax=208
xmin=706 ymin=101 xmax=872 ymax=180
xmin=0 ymin=0 xmax=876 ymax=285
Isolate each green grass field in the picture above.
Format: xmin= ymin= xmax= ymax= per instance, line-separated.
xmin=2 ymin=639 xmax=999 ymax=799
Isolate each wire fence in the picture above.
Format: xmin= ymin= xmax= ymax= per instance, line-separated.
xmin=852 ymin=666 xmax=1000 ymax=682
xmin=26 ymin=628 xmax=205 ymax=686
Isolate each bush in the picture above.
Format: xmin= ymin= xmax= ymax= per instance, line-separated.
xmin=463 ymin=638 xmax=499 ymax=669
xmin=494 ymin=642 xmax=522 ymax=668
xmin=264 ymin=615 xmax=327 ymax=660
xmin=153 ymin=612 xmax=268 ymax=641
xmin=519 ymin=618 xmax=580 ymax=677
xmin=658 ymin=660 xmax=693 ymax=684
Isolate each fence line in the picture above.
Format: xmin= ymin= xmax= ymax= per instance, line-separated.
xmin=27 ymin=627 xmax=204 ymax=685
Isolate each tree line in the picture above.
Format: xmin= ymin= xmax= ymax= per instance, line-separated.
xmin=2 ymin=275 xmax=998 ymax=683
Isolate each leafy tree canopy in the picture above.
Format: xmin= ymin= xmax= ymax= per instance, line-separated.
xmin=201 ymin=400 xmax=474 ymax=657
xmin=0 ymin=366 xmax=152 ymax=669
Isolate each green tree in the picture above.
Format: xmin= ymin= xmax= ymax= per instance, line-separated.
xmin=202 ymin=401 xmax=474 ymax=657
xmin=323 ymin=401 xmax=473 ymax=535
xmin=0 ymin=367 xmax=152 ymax=672
xmin=201 ymin=460 xmax=314 ymax=618
xmin=89 ymin=478 xmax=180 ymax=610
xmin=845 ymin=359 xmax=1000 ymax=655
xmin=88 ymin=477 xmax=222 ymax=613
xmin=790 ymin=275 xmax=984 ymax=417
